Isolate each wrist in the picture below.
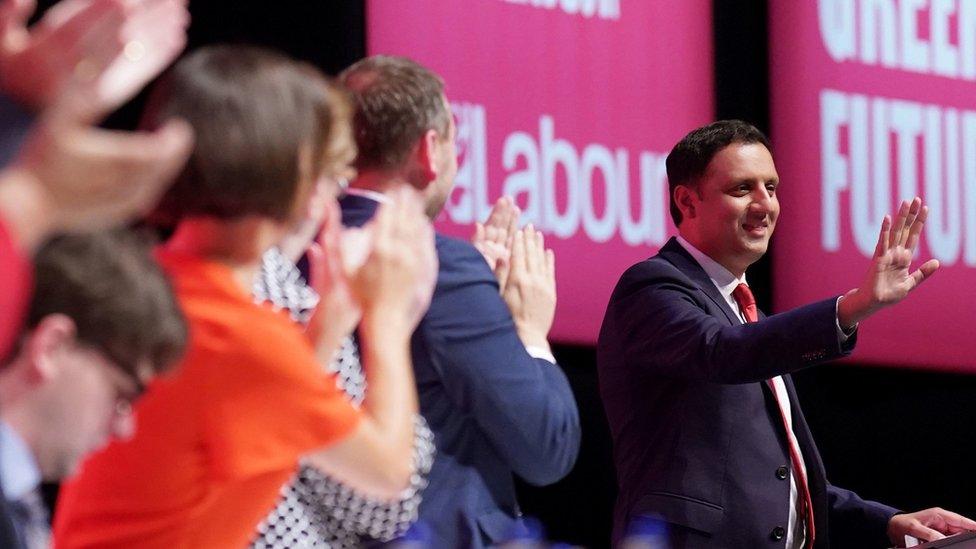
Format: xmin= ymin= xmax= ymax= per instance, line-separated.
xmin=837 ymin=288 xmax=875 ymax=330
xmin=361 ymin=310 xmax=413 ymax=344
xmin=515 ymin=325 xmax=549 ymax=349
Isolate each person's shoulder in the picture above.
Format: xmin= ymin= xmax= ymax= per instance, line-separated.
xmin=609 ymin=250 xmax=697 ymax=304
xmin=618 ymin=251 xmax=688 ymax=285
xmin=434 ymin=233 xmax=495 ymax=280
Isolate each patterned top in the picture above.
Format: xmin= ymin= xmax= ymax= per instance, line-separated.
xmin=251 ymin=247 xmax=434 ymax=548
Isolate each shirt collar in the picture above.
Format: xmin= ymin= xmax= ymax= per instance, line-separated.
xmin=343 ymin=187 xmax=390 ymax=204
xmin=675 ymin=235 xmax=747 ymax=300
xmin=0 ymin=420 xmax=41 ymax=501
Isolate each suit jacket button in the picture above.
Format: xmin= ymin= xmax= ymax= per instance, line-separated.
xmin=771 ymin=526 xmax=785 ymax=540
xmin=776 ymin=466 xmax=789 ymax=480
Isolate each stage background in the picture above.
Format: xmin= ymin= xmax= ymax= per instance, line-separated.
xmin=368 ymin=0 xmax=714 ymax=344
xmin=770 ymin=0 xmax=976 ymax=372
xmin=28 ymin=1 xmax=976 ymax=547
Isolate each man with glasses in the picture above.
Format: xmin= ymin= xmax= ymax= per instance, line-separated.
xmin=0 ymin=230 xmax=187 ymax=549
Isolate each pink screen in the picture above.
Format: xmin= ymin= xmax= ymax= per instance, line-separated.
xmin=368 ymin=0 xmax=713 ymax=344
xmin=771 ymin=1 xmax=976 ymax=371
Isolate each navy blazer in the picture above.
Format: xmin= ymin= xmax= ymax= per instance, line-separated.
xmin=597 ymin=237 xmax=897 ymax=549
xmin=0 ymin=488 xmax=24 ymax=549
xmin=340 ymin=194 xmax=581 ymax=548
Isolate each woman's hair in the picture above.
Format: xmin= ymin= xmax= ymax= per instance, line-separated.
xmin=144 ymin=44 xmax=351 ymax=223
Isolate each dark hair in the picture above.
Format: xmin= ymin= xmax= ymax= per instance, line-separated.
xmin=665 ymin=120 xmax=772 ymax=225
xmin=144 ymin=45 xmax=350 ymax=222
xmin=27 ymin=230 xmax=187 ymax=379
xmin=339 ymin=55 xmax=450 ymax=172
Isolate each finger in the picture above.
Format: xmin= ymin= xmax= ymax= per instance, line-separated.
xmin=889 ymin=200 xmax=910 ymax=250
xmin=904 ymin=205 xmax=928 ymax=253
xmin=81 ymin=118 xmax=192 ymax=217
xmin=940 ymin=511 xmax=976 ymax=532
xmin=532 ymin=228 xmax=545 ymax=273
xmin=546 ymin=248 xmax=555 ymax=282
xmin=316 ymin=201 xmax=344 ymax=285
xmin=307 ymin=242 xmax=327 ymax=292
xmin=505 ymin=200 xmax=522 ymax=250
xmin=495 ymin=255 xmax=510 ymax=292
xmin=0 ymin=0 xmax=35 ymax=38
xmin=486 ymin=224 xmax=505 ymax=247
xmin=873 ymin=215 xmax=891 ymax=258
xmin=509 ymin=229 xmax=526 ymax=279
xmin=908 ymin=523 xmax=947 ymax=542
xmin=505 ymin=200 xmax=520 ymax=250
xmin=898 ymin=197 xmax=922 ymax=248
xmin=79 ymin=117 xmax=193 ymax=182
xmin=523 ymin=224 xmax=540 ymax=273
xmin=485 ymin=196 xmax=506 ymax=227
xmin=909 ymin=259 xmax=941 ymax=287
xmin=473 ymin=222 xmax=485 ymax=245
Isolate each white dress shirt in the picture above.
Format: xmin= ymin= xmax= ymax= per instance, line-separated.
xmin=676 ymin=236 xmax=808 ymax=549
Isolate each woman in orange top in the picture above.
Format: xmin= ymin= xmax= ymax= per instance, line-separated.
xmin=53 ymin=45 xmax=435 ymax=548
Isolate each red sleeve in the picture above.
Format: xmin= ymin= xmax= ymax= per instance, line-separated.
xmin=0 ymin=215 xmax=31 ymax=358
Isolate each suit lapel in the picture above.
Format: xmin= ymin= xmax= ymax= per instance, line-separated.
xmin=657 ymin=237 xmax=740 ymax=326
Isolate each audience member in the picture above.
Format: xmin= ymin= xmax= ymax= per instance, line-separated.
xmin=0 ymin=230 xmax=187 ymax=549
xmin=295 ymin=55 xmax=578 ymax=549
xmin=53 ymin=45 xmax=436 ymax=548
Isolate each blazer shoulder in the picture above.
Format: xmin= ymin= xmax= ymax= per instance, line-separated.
xmin=434 ymin=234 xmax=495 ymax=284
xmin=610 ymin=253 xmax=699 ymax=304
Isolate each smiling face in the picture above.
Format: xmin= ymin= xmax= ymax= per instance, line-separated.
xmin=677 ymin=142 xmax=780 ymax=276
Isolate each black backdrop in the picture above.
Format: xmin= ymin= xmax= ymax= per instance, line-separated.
xmin=35 ymin=1 xmax=976 ymax=547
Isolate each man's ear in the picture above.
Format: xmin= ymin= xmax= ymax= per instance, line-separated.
xmin=25 ymin=314 xmax=77 ymax=385
xmin=674 ymin=185 xmax=697 ymax=221
xmin=412 ymin=129 xmax=440 ymax=191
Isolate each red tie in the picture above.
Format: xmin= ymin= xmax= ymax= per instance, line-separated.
xmin=732 ymin=283 xmax=816 ymax=548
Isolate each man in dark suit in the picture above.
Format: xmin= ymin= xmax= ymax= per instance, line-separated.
xmin=335 ymin=55 xmax=580 ymax=548
xmin=598 ymin=120 xmax=975 ymax=549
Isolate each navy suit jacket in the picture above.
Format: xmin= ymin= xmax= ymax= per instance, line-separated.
xmin=597 ymin=237 xmax=897 ymax=549
xmin=0 ymin=486 xmax=24 ymax=549
xmin=340 ymin=194 xmax=581 ymax=548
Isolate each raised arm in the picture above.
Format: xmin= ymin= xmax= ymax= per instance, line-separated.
xmin=304 ymin=188 xmax=436 ymax=500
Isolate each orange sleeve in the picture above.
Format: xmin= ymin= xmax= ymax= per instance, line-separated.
xmin=202 ymin=308 xmax=361 ymax=481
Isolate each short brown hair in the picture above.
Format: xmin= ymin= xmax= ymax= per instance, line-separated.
xmin=27 ymin=230 xmax=187 ymax=379
xmin=145 ymin=45 xmax=350 ymax=222
xmin=666 ymin=120 xmax=772 ymax=225
xmin=339 ymin=55 xmax=450 ymax=171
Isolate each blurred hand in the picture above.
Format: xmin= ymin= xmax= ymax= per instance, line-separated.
xmin=502 ymin=224 xmax=555 ymax=349
xmin=351 ymin=187 xmax=437 ymax=334
xmin=472 ymin=195 xmax=519 ymax=292
xmin=278 ymin=178 xmax=331 ymax=263
xmin=888 ymin=507 xmax=976 ymax=546
xmin=305 ymin=199 xmax=361 ymax=360
xmin=0 ymin=0 xmax=188 ymax=117
xmin=0 ymin=97 xmax=192 ymax=250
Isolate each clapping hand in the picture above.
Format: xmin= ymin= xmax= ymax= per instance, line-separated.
xmin=472 ymin=196 xmax=520 ymax=291
xmin=0 ymin=0 xmax=189 ymax=118
xmin=502 ymin=224 xmax=556 ymax=349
